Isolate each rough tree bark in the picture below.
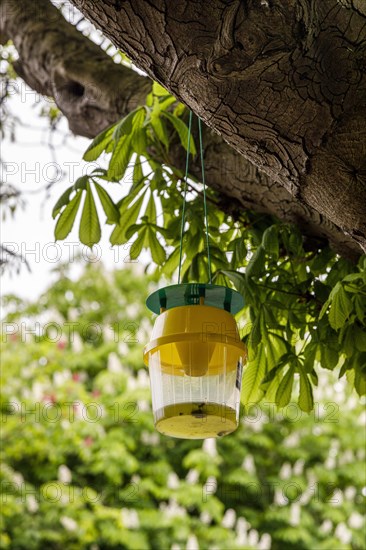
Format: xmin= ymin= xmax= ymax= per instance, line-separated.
xmin=1 ymin=0 xmax=365 ymax=258
xmin=0 ymin=0 xmax=150 ymax=135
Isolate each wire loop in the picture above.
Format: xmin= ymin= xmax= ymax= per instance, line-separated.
xmin=177 ymin=112 xmax=211 ymax=284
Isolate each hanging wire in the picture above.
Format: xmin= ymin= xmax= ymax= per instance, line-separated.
xmin=178 ymin=111 xmax=192 ymax=284
xmin=198 ymin=117 xmax=212 ymax=284
xmin=177 ymin=111 xmax=212 ymax=284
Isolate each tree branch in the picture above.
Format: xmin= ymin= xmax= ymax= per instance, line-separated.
xmin=0 ymin=0 xmax=363 ymax=259
xmin=66 ymin=0 xmax=366 ymax=254
xmin=0 ymin=0 xmax=151 ymax=136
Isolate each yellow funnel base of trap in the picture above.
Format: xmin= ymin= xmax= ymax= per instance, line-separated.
xmin=154 ymin=402 xmax=238 ymax=439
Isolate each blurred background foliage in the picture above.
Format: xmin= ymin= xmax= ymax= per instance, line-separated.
xmin=1 ymin=262 xmax=365 ymax=550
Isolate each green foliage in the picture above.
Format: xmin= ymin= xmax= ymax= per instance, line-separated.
xmin=1 ymin=264 xmax=365 ymax=549
xmin=52 ymin=85 xmax=366 ymax=411
xmin=219 ymin=240 xmax=366 ymax=411
xmin=79 ymin=181 xmax=101 ymax=247
xmin=54 ymin=191 xmax=83 ymax=241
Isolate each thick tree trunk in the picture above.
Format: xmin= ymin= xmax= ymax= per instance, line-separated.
xmin=67 ymin=0 xmax=366 ymax=254
xmin=1 ymin=0 xmax=364 ymax=258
